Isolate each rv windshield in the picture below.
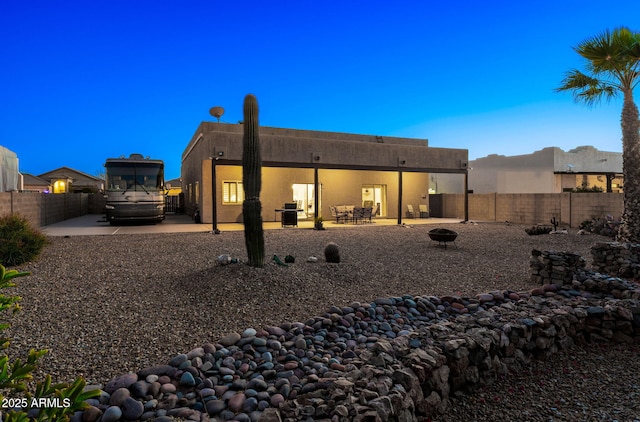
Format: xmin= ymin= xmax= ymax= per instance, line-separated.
xmin=106 ymin=162 xmax=163 ymax=192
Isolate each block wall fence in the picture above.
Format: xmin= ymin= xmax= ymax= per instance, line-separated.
xmin=0 ymin=192 xmax=105 ymax=228
xmin=432 ymin=192 xmax=623 ymax=227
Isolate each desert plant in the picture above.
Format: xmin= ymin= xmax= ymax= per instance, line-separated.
xmin=242 ymin=94 xmax=265 ymax=268
xmin=579 ymin=215 xmax=621 ymax=237
xmin=573 ymin=185 xmax=604 ymax=193
xmin=0 ymin=264 xmax=100 ymax=421
xmin=525 ymin=226 xmax=552 ymax=235
xmin=579 ymin=219 xmax=592 ymax=230
xmin=0 ymin=214 xmax=49 ymax=267
xmin=324 ymin=242 xmax=340 ymax=263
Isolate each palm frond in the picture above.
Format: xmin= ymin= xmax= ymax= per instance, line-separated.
xmin=623 ymin=31 xmax=640 ymax=89
xmin=558 ymin=27 xmax=640 ymax=104
xmin=555 ymin=69 xmax=598 ymax=91
xmin=577 ymin=28 xmax=624 ymax=71
xmin=555 ymin=69 xmax=618 ymax=106
xmin=574 ymin=27 xmax=640 ymax=88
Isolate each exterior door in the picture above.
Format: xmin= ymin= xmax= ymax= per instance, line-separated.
xmin=362 ymin=184 xmax=386 ymax=217
xmin=292 ymin=183 xmax=320 ymax=219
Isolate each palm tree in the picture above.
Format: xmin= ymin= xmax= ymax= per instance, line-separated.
xmin=556 ymin=27 xmax=640 ymax=242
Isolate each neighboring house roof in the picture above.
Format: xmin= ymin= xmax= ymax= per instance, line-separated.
xmin=22 ymin=173 xmax=50 ymax=186
xmin=38 ymin=167 xmax=103 ymax=185
xmin=471 ymin=146 xmax=623 ymax=174
xmin=467 ymin=145 xmax=623 ymax=194
xmin=166 ymin=177 xmax=182 ymax=188
xmin=553 ymin=146 xmax=623 ymax=174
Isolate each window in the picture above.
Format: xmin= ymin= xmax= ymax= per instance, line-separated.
xmin=105 ymin=162 xmax=163 ymax=192
xmin=223 ymin=181 xmax=244 ymax=204
xmin=53 ymin=179 xmax=67 ymax=194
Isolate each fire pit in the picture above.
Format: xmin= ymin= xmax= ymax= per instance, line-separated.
xmin=428 ymin=228 xmax=458 ymax=247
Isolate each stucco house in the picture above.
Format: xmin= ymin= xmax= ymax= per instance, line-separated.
xmin=165 ymin=177 xmax=182 ymax=196
xmin=466 ymin=146 xmax=623 ymax=194
xmin=181 ymin=122 xmax=469 ymax=225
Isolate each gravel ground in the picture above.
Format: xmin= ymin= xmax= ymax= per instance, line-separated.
xmin=438 ymin=342 xmax=640 ymax=422
xmin=6 ymin=221 xmax=640 ymax=420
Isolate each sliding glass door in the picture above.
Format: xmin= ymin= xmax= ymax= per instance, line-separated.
xmin=361 ymin=184 xmax=386 ymax=217
xmin=292 ymin=183 xmax=320 ymax=218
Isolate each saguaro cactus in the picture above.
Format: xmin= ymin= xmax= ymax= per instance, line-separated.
xmin=242 ymin=94 xmax=265 ymax=268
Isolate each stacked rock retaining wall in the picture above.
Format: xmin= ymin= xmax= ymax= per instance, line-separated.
xmin=531 ymin=242 xmax=640 ymax=284
xmin=71 ymin=252 xmax=640 ymax=422
xmin=529 ymin=249 xmax=586 ymax=285
xmin=591 ymin=242 xmax=640 ymax=280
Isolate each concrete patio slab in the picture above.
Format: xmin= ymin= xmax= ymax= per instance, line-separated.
xmin=41 ymin=214 xmax=464 ymax=236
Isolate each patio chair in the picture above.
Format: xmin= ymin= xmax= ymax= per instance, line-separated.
xmin=362 ymin=207 xmax=373 ymax=223
xmin=330 ymin=206 xmax=348 ymax=223
xmin=419 ymin=204 xmax=429 ymax=218
xmin=407 ymin=205 xmax=417 ymax=218
xmin=352 ymin=207 xmax=364 ymax=224
xmin=342 ymin=205 xmax=355 ymax=222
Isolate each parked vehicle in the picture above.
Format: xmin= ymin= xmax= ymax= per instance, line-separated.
xmin=104 ymin=154 xmax=165 ymax=224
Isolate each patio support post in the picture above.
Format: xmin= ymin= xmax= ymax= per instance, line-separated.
xmin=464 ymin=170 xmax=469 ymax=222
xmin=397 ymin=170 xmax=403 ymax=225
xmin=211 ymin=156 xmax=219 ymax=234
xmin=314 ymin=167 xmax=319 ymax=221
xmin=606 ymin=173 xmax=614 ymax=193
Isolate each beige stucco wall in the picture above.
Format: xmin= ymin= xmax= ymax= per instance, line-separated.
xmin=200 ymin=165 xmax=430 ymax=223
xmin=469 ymin=148 xmax=556 ymax=193
xmin=468 ymin=146 xmax=623 ymax=194
xmin=429 ymin=173 xmax=466 ymax=194
xmin=553 ymin=146 xmax=622 ymax=173
xmin=184 ymin=122 xmax=467 ymax=172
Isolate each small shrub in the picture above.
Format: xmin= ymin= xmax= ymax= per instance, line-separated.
xmin=324 ymin=242 xmax=340 ymax=263
xmin=579 ymin=215 xmax=620 ymax=238
xmin=525 ymin=226 xmax=552 ymax=235
xmin=0 ymin=214 xmax=49 ymax=266
xmin=573 ymin=185 xmax=604 ymax=193
xmin=0 ymin=264 xmax=100 ymax=421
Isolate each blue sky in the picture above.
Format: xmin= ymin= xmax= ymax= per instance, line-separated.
xmin=1 ymin=1 xmax=638 ymax=180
